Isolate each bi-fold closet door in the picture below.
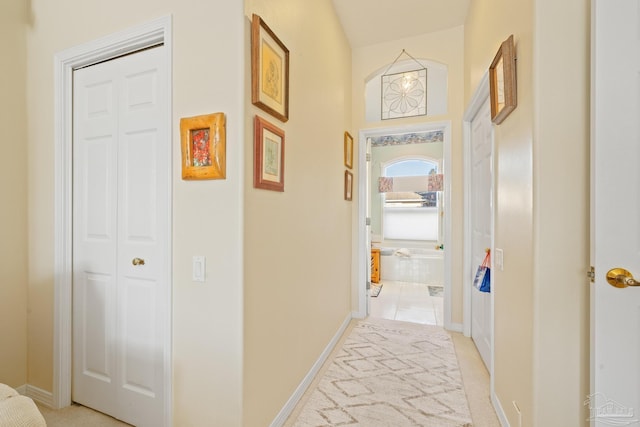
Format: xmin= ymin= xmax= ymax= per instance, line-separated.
xmin=72 ymin=45 xmax=169 ymax=427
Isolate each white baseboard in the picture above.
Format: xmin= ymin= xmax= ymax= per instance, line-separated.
xmin=446 ymin=322 xmax=464 ymax=333
xmin=24 ymin=384 xmax=54 ymax=408
xmin=15 ymin=384 xmax=27 ymax=395
xmin=270 ymin=312 xmax=353 ymax=427
xmin=492 ymin=392 xmax=510 ymax=426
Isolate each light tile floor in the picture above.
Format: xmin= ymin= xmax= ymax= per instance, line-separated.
xmin=369 ymin=280 xmax=444 ymax=326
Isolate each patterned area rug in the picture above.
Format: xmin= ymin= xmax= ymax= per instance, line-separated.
xmin=293 ymin=318 xmax=472 ymax=426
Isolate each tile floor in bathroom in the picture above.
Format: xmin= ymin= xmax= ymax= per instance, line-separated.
xmin=369 ymin=280 xmax=444 ymax=326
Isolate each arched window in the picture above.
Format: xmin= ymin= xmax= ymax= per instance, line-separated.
xmin=382 ymin=157 xmax=440 ymax=241
xmin=385 ymin=158 xmax=438 ymax=177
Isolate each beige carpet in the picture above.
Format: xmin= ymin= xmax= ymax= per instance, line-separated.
xmin=292 ymin=318 xmax=473 ymax=426
xmin=37 ymin=403 xmax=130 ymax=426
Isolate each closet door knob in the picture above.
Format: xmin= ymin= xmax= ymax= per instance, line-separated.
xmin=132 ymin=257 xmax=145 ymax=266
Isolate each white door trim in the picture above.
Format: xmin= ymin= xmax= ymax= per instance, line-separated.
xmin=463 ymin=70 xmax=501 ymax=418
xmin=462 ymin=70 xmax=491 ymax=337
xmin=355 ymin=121 xmax=453 ymax=330
xmin=53 ymin=16 xmax=173 ymax=425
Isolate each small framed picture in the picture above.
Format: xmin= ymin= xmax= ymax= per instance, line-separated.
xmin=489 ymin=35 xmax=517 ymax=124
xmin=180 ymin=113 xmax=226 ymax=180
xmin=344 ymin=131 xmax=354 ymax=169
xmin=251 ymin=14 xmax=290 ymax=122
xmin=254 ymin=116 xmax=285 ymax=192
xmin=344 ymin=170 xmax=353 ymax=201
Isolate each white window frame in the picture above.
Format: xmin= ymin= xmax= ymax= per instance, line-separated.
xmin=381 ymin=155 xmax=442 ymax=242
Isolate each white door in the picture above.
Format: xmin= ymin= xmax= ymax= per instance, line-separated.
xmin=470 ymin=98 xmax=493 ymax=369
xmin=591 ymin=1 xmax=640 ymax=425
xmin=72 ymin=46 xmax=169 ymax=427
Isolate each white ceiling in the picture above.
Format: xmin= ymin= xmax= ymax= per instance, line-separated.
xmin=332 ymin=0 xmax=471 ymax=48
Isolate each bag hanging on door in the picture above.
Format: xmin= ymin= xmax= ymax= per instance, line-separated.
xmin=473 ymin=250 xmax=491 ymax=293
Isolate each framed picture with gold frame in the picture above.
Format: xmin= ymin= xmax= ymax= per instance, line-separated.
xmin=180 ymin=113 xmax=226 ymax=180
xmin=489 ymin=34 xmax=517 ymax=125
xmin=344 ymin=170 xmax=353 ymax=201
xmin=344 ymin=131 xmax=354 ymax=169
xmin=254 ymin=116 xmax=285 ymax=192
xmin=251 ymin=14 xmax=290 ymax=123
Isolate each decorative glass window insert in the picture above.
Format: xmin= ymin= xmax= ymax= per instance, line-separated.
xmin=381 ymin=69 xmax=427 ymax=120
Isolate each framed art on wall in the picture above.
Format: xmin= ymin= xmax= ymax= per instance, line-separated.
xmin=344 ymin=170 xmax=353 ymax=201
xmin=251 ymin=14 xmax=290 ymax=122
xmin=381 ymin=68 xmax=427 ymax=120
xmin=180 ymin=113 xmax=226 ymax=180
xmin=344 ymin=131 xmax=353 ymax=169
xmin=254 ymin=116 xmax=285 ymax=192
xmin=489 ymin=34 xmax=517 ymax=124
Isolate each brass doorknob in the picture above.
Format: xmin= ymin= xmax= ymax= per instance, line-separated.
xmin=132 ymin=257 xmax=145 ymax=266
xmin=606 ymin=268 xmax=640 ymax=288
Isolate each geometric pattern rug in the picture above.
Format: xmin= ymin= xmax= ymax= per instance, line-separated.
xmin=292 ymin=318 xmax=473 ymax=426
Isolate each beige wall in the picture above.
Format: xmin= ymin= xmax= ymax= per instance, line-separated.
xmin=532 ymin=0 xmax=590 ymax=424
xmin=465 ymin=0 xmax=535 ymax=424
xmin=352 ymin=27 xmax=465 ymax=323
xmin=242 ymin=1 xmax=352 ymax=425
xmin=0 ymin=0 xmax=28 ymax=389
xmin=25 ymin=1 xmax=244 ymax=424
xmin=465 ymin=0 xmax=590 ymax=425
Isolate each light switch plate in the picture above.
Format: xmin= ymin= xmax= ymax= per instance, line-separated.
xmin=495 ymin=248 xmax=504 ymax=271
xmin=193 ymin=256 xmax=205 ymax=282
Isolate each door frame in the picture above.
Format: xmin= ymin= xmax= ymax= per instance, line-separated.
xmin=355 ymin=121 xmax=453 ymax=330
xmin=462 ymin=70 xmax=495 ymax=378
xmin=53 ymin=16 xmax=173 ymax=423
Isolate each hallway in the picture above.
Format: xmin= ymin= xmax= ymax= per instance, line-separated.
xmin=284 ymin=281 xmax=500 ymax=426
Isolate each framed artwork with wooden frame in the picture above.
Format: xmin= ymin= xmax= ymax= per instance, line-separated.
xmin=254 ymin=116 xmax=285 ymax=192
xmin=344 ymin=131 xmax=354 ymax=169
xmin=180 ymin=113 xmax=226 ymax=180
xmin=251 ymin=14 xmax=290 ymax=122
xmin=489 ymin=35 xmax=517 ymax=124
xmin=344 ymin=170 xmax=353 ymax=201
